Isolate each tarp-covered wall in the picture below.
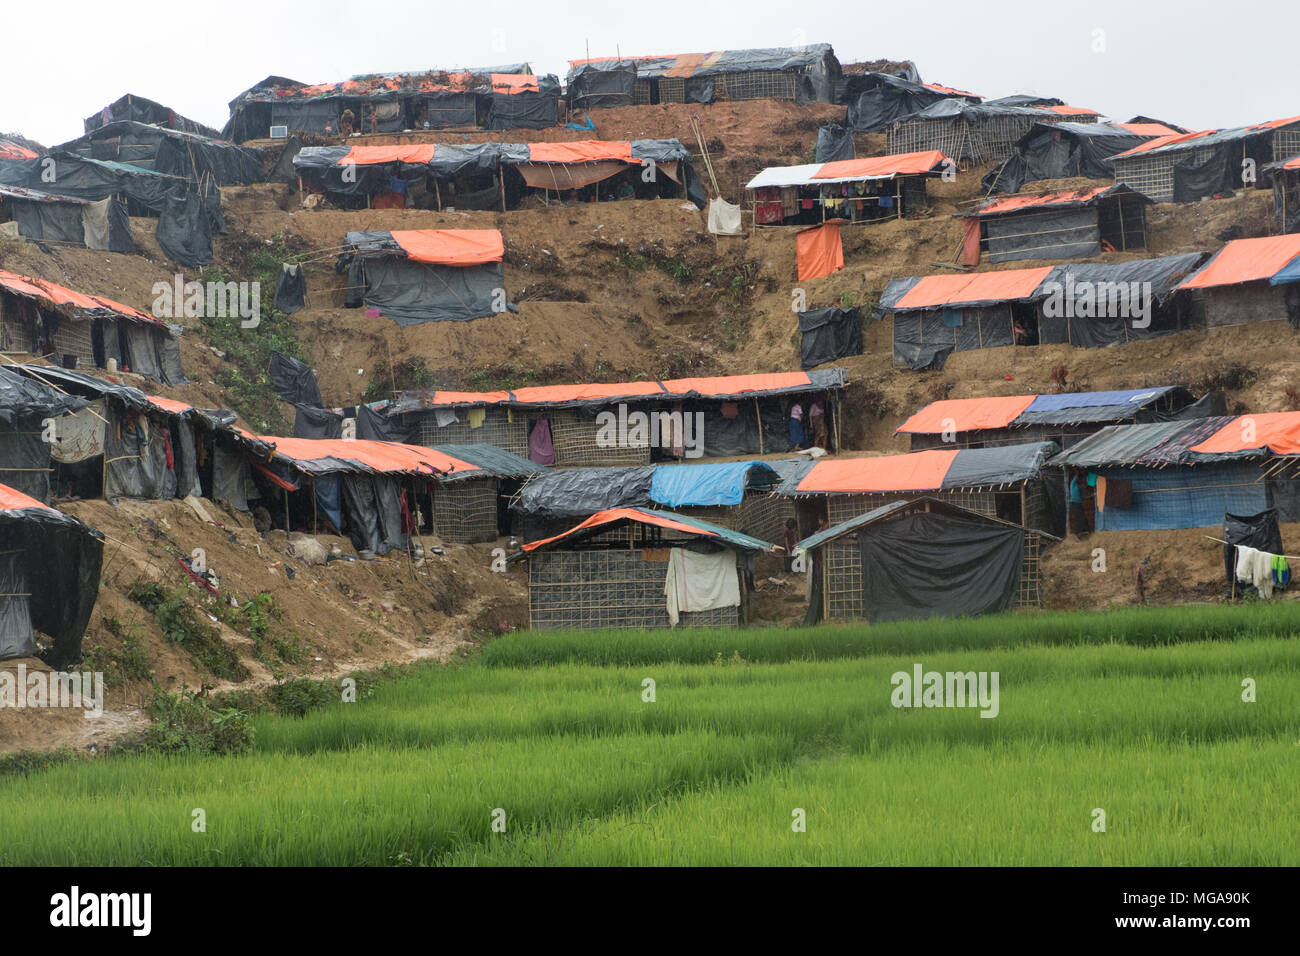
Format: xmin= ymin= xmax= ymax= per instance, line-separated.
xmin=856 ymin=509 xmax=1024 ymax=622
xmin=1092 ymin=462 xmax=1270 ymax=530
xmin=799 ymin=307 xmax=864 ymax=368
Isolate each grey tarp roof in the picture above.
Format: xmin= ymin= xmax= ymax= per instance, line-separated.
xmin=0 ymin=366 xmax=88 ymax=423
xmin=939 ymin=441 xmax=1058 ymax=488
xmin=430 ymin=443 xmax=545 ymax=480
xmin=515 ymin=465 xmax=656 ymax=517
xmin=1047 ymin=416 xmax=1238 ymax=467
xmin=570 ymin=45 xmax=834 ymax=81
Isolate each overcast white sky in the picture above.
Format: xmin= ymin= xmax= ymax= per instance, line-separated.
xmin=5 ymin=0 xmax=1296 ymax=145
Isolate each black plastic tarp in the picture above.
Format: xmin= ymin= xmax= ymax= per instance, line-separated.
xmin=0 ymin=368 xmax=89 ymax=502
xmin=569 ymin=60 xmax=637 ymax=109
xmin=84 ymin=94 xmax=219 ymax=138
xmin=857 ymin=510 xmax=1024 ymax=622
xmin=484 ymin=93 xmax=559 ymax=131
xmin=940 ymin=441 xmax=1057 ymax=488
xmin=799 ymin=307 xmax=863 ymax=368
xmin=842 ymin=73 xmax=960 ymax=133
xmin=273 ymin=264 xmax=306 ymax=314
xmin=982 ymin=122 xmax=1148 ymax=194
xmin=356 ymin=404 xmax=415 ymax=443
xmin=59 ymin=122 xmax=262 ymax=186
xmin=815 ymin=124 xmax=855 ymax=162
xmin=353 ymin=255 xmax=508 ymax=324
xmin=342 ymin=474 xmax=405 ymax=555
xmin=0 ymin=504 xmax=104 ymax=666
xmin=985 ymin=206 xmax=1100 ymax=262
xmin=293 ymin=404 xmax=342 ymax=439
xmin=270 ymin=351 xmax=322 ymax=407
xmin=1173 ymin=143 xmax=1238 ymax=202
xmin=515 ymin=465 xmax=654 ymax=517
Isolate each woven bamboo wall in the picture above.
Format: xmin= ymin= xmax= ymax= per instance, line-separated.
xmin=417 ymin=409 xmax=529 ymax=457
xmin=529 ymin=547 xmax=739 ymax=630
xmin=432 ymin=476 xmax=499 ymax=543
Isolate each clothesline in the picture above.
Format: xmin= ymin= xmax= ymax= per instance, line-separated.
xmin=1202 ymin=535 xmax=1300 ymax=561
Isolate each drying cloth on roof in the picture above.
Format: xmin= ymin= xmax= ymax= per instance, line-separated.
xmin=707 ymin=197 xmax=744 ymax=236
xmin=664 ymin=547 xmax=739 ymax=627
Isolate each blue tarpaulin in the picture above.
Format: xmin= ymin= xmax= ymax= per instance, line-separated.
xmin=1093 ymin=463 xmax=1269 ymax=531
xmin=649 ymin=461 xmax=779 ymax=508
xmin=1268 ymin=254 xmax=1300 ymax=286
xmin=1024 ymin=388 xmax=1172 ymax=413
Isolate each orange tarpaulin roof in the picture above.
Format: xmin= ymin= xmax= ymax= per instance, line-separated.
xmin=0 ymin=482 xmax=59 ymax=514
xmin=924 ymin=82 xmax=978 ymax=97
xmin=430 ymin=389 xmax=512 ymax=405
xmin=1190 ymin=412 xmax=1300 ymax=456
xmin=894 ymin=266 xmax=1053 ymax=310
xmin=1177 ymin=234 xmax=1300 ymax=290
xmin=522 ymin=507 xmax=717 ymax=551
xmin=660 ymin=372 xmax=813 ymax=396
xmin=390 ymin=229 xmax=504 ymax=266
xmin=796 ymin=221 xmax=844 ymax=282
xmin=145 ymin=395 xmax=195 ymax=415
xmin=0 ymin=141 xmax=37 ymax=161
xmin=260 ymin=437 xmax=479 ymax=476
xmin=1279 ymin=154 xmax=1300 ymax=172
xmin=812 ymin=150 xmax=950 ymax=180
xmin=796 ymin=449 xmax=959 ymax=494
xmin=0 ymin=269 xmax=158 ymax=324
xmin=972 ymin=186 xmax=1112 ymax=216
xmin=491 ymin=73 xmax=539 ymax=93
xmin=511 ymin=381 xmax=665 ymax=404
xmin=896 ymin=395 xmax=1036 ymax=434
xmin=1043 ymin=104 xmax=1100 ymax=116
xmin=526 ymin=140 xmax=635 ymax=164
xmin=338 ymin=145 xmax=438 ymax=166
xmin=1109 ymin=129 xmax=1213 ymax=159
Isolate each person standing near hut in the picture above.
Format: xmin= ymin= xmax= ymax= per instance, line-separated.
xmin=1069 ymin=470 xmax=1089 ymax=538
xmin=809 ymin=398 xmax=827 ymax=449
xmin=789 ymin=403 xmax=806 ymax=450
xmin=783 ymin=518 xmax=798 ymax=572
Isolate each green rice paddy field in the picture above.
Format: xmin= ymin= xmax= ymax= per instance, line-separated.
xmin=3 ymin=604 xmax=1299 ymax=865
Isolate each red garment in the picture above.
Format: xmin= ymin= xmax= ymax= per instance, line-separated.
xmin=162 ymin=428 xmax=174 ymax=469
xmin=755 ymin=202 xmax=784 ymax=224
xmin=399 ymin=490 xmax=414 ymax=534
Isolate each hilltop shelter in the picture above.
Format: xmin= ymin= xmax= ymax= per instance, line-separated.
xmin=0 ymin=185 xmax=134 ymax=253
xmin=384 ymin=369 xmax=848 ymax=467
xmin=517 ymin=507 xmax=777 ymax=630
xmin=245 ymin=435 xmax=536 ymax=551
xmin=1175 ymin=233 xmax=1300 ymax=327
xmin=898 ymin=387 xmax=1213 ymax=452
xmin=1049 ymin=412 xmax=1300 ymax=530
xmin=795 ymin=497 xmax=1052 ymax=623
xmin=745 ymin=150 xmax=952 ymax=226
xmin=566 ymin=45 xmax=841 ymax=109
xmin=887 ymin=100 xmax=1100 ymax=166
xmin=294 ymin=139 xmax=704 ymax=211
xmin=879 ymin=253 xmax=1205 ymax=370
xmin=0 ymin=152 xmax=221 ymax=267
xmin=958 ymin=184 xmax=1149 ymax=265
xmin=512 ymin=459 xmax=789 ymax=544
xmin=222 ymin=67 xmax=559 ymax=142
xmin=339 ymin=229 xmax=511 ymax=324
xmin=1108 ymin=115 xmax=1300 ymax=203
xmin=84 ymin=94 xmax=220 ymax=138
xmin=8 ymin=366 xmax=220 ymax=504
xmin=775 ymin=441 xmax=1060 ymax=535
xmin=982 ymin=120 xmax=1182 ymax=195
xmin=841 ymin=72 xmax=981 ymax=133
xmin=0 ymin=367 xmax=88 ymax=501
xmin=0 ymin=270 xmax=184 ymax=384
xmin=1266 ymin=153 xmax=1300 ymax=233
xmin=0 ymin=483 xmax=103 ymax=666
xmin=0 ymin=140 xmax=38 ymax=163
xmin=57 ymin=122 xmax=262 ymax=186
